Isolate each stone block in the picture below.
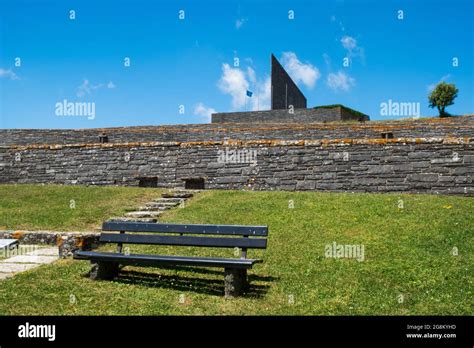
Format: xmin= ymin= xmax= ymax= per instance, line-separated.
xmin=438 ymin=176 xmax=455 ymax=182
xmin=224 ymin=268 xmax=248 ymax=298
xmin=89 ymin=261 xmax=119 ymax=280
xmin=453 ymin=167 xmax=473 ymax=175
xmin=353 ymin=178 xmax=386 ymax=186
xmin=214 ymin=176 xmax=246 ymax=184
xmin=383 ymin=156 xmax=406 ymax=162
xmin=126 ymin=211 xmax=162 ymax=218
xmin=367 ymin=165 xmax=394 ymax=174
xmin=382 ymin=185 xmax=409 ymax=191
xmin=26 ymin=247 xmax=59 ymax=256
xmin=408 ymin=152 xmax=435 ymax=159
xmin=322 ymin=172 xmax=336 ymax=180
xmin=464 ymin=155 xmax=474 ymax=163
xmin=295 ymin=180 xmax=316 ymax=190
xmin=316 ymin=183 xmax=344 ymax=190
xmin=430 ymin=158 xmax=455 ymax=164
xmin=264 ymin=178 xmax=280 ymax=185
xmin=350 ymin=154 xmax=373 ymax=162
xmin=412 ymin=161 xmax=430 ymax=168
xmin=350 ymin=165 xmax=368 ymax=171
xmin=5 ymin=255 xmax=57 ymax=264
xmin=407 ymin=174 xmax=439 ymax=182
xmin=392 ymin=164 xmax=413 ymax=172
xmin=454 ymin=176 xmax=472 ymax=184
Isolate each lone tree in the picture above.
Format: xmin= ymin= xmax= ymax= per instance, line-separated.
xmin=428 ymin=82 xmax=458 ymax=117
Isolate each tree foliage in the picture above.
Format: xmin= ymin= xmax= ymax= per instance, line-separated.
xmin=428 ymin=82 xmax=458 ymax=117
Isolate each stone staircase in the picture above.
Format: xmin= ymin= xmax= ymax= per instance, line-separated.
xmin=109 ymin=189 xmax=196 ymax=223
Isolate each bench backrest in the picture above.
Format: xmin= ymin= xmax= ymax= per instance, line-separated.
xmin=101 ymin=221 xmax=268 ymax=258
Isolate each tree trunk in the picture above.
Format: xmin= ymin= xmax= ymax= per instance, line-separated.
xmin=438 ymin=106 xmax=447 ymax=118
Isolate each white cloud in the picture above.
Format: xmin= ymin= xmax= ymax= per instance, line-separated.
xmin=280 ymin=52 xmax=320 ymax=89
xmin=323 ymin=53 xmax=332 ymax=68
xmin=247 ymin=67 xmax=257 ymax=85
xmin=217 ymin=63 xmax=271 ymax=111
xmin=341 ymin=35 xmax=364 ymax=61
xmin=327 ymin=71 xmax=355 ymax=92
xmin=77 ymin=79 xmax=93 ymax=97
xmin=341 ymin=36 xmax=357 ymax=51
xmin=194 ymin=102 xmax=216 ymax=122
xmin=0 ymin=68 xmax=19 ymax=80
xmin=250 ymin=77 xmax=271 ymax=111
xmin=76 ymin=79 xmax=116 ymax=97
xmin=427 ymin=74 xmax=451 ymax=92
xmin=217 ymin=63 xmax=250 ymax=109
xmin=235 ymin=18 xmax=247 ymax=29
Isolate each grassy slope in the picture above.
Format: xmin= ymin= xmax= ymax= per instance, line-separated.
xmin=0 ymin=184 xmax=163 ymax=231
xmin=0 ymin=188 xmax=472 ymax=315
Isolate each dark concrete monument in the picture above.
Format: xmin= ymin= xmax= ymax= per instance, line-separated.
xmin=271 ymin=54 xmax=307 ymax=110
xmin=212 ymin=53 xmax=369 ymax=124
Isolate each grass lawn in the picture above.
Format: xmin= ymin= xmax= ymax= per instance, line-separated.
xmin=0 ymin=186 xmax=472 ymax=315
xmin=0 ymin=184 xmax=163 ymax=231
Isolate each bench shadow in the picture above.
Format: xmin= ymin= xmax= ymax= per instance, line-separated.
xmin=153 ymin=264 xmax=279 ymax=282
xmin=108 ymin=268 xmax=274 ymax=298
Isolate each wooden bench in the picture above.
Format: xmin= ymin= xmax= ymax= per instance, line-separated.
xmin=73 ymin=221 xmax=268 ymax=297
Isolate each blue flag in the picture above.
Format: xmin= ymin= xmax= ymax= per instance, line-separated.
xmin=246 ymin=90 xmax=253 ymax=97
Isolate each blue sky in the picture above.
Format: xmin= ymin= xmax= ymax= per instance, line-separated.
xmin=0 ymin=0 xmax=472 ymax=128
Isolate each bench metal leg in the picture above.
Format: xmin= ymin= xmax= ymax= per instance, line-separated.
xmin=89 ymin=261 xmax=119 ymax=280
xmin=224 ymin=268 xmax=248 ymax=298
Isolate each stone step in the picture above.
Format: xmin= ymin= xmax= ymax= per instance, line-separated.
xmin=107 ymin=189 xmax=195 ymax=224
xmin=145 ymin=201 xmax=180 ymax=207
xmin=125 ymin=211 xmax=162 ymax=218
xmin=176 ymin=189 xmax=201 ymax=194
xmin=25 ymin=247 xmax=59 ymax=257
xmin=152 ymin=197 xmax=185 ymax=203
xmin=138 ymin=205 xmax=172 ymax=211
xmin=162 ymin=192 xmax=193 ymax=199
xmin=150 ymin=200 xmax=182 ymax=206
xmin=108 ymin=217 xmax=158 ymax=223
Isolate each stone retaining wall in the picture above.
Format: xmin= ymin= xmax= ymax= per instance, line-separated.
xmin=1 ymin=137 xmax=473 ymax=195
xmin=1 ymin=116 xmax=473 ymax=146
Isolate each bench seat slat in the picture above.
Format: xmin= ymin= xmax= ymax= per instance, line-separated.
xmin=100 ymin=233 xmax=267 ymax=249
xmin=74 ymin=251 xmax=261 ymax=269
xmin=102 ymin=221 xmax=268 ymax=236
